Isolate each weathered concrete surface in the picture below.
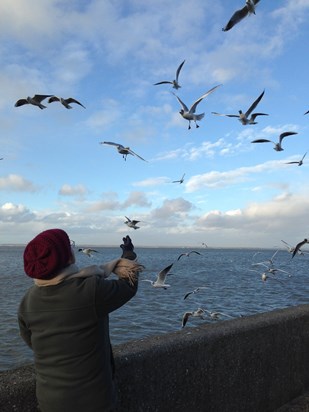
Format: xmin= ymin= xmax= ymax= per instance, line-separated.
xmin=1 ymin=304 xmax=308 ymax=412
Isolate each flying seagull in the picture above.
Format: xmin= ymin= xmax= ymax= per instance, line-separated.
xmin=154 ymin=60 xmax=186 ymax=90
xmin=14 ymin=94 xmax=52 ymax=110
xmin=48 ymin=96 xmax=86 ymax=109
xmin=204 ymin=310 xmax=233 ymax=320
xmin=172 ymin=173 xmax=185 ymax=184
xmin=292 ymin=239 xmax=309 ymax=259
xmin=100 ymin=142 xmax=147 ymax=161
xmin=183 ymin=287 xmax=208 ymax=300
xmin=222 ymin=0 xmax=261 ymax=32
xmin=212 ymin=90 xmax=267 ymax=125
xmin=177 ymin=250 xmax=201 ymax=261
xmin=142 ymin=263 xmax=174 ymax=289
xmin=173 ymin=84 xmax=221 ymax=129
xmin=281 ymin=240 xmax=304 ymax=256
xmin=78 ymin=248 xmax=98 ymax=257
xmin=124 ymin=216 xmax=140 ymax=230
xmin=285 ymin=152 xmax=307 ymax=166
xmin=181 ymin=308 xmax=206 ymax=328
xmin=251 ymin=131 xmax=298 ymax=151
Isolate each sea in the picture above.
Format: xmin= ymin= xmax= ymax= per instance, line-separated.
xmin=0 ymin=245 xmax=308 ymax=372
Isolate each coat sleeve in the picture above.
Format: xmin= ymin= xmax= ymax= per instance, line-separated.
xmin=95 ymin=276 xmax=138 ymax=315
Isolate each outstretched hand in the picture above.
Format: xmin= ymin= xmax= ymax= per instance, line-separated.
xmin=120 ymin=235 xmax=137 ymax=260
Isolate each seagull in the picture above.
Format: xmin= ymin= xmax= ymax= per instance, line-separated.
xmin=250 ymin=269 xmax=284 ymax=284
xmin=14 ymin=94 xmax=52 ymax=110
xmin=78 ymin=248 xmax=98 ymax=257
xmin=292 ymin=239 xmax=309 ymax=259
xmin=173 ymin=84 xmax=222 ymax=129
xmin=212 ymin=90 xmax=267 ymax=125
xmin=285 ymin=152 xmax=307 ymax=166
xmin=172 ymin=173 xmax=185 ymax=184
xmin=124 ymin=216 xmax=140 ymax=230
xmin=181 ymin=308 xmax=206 ymax=328
xmin=154 ymin=60 xmax=185 ymax=90
xmin=177 ymin=250 xmax=201 ymax=261
xmin=204 ymin=309 xmax=233 ymax=320
xmin=142 ymin=263 xmax=174 ymax=289
xmin=251 ymin=131 xmax=298 ymax=151
xmin=183 ymin=287 xmax=208 ymax=300
xmin=222 ymin=0 xmax=261 ymax=32
xmin=48 ymin=96 xmax=86 ymax=109
xmin=281 ymin=240 xmax=304 ymax=256
xmin=100 ymin=142 xmax=147 ymax=161
xmin=202 ymin=242 xmax=208 ymax=248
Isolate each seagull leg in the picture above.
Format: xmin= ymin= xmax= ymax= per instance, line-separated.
xmin=188 ymin=121 xmax=191 ymax=130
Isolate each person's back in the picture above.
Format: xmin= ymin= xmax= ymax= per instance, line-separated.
xmin=18 ymin=229 xmax=140 ymax=412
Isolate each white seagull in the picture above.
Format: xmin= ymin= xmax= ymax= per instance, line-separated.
xmin=222 ymin=0 xmax=261 ymax=32
xmin=173 ymin=84 xmax=222 ymax=129
xmin=281 ymin=240 xmax=304 ymax=256
xmin=204 ymin=309 xmax=233 ymax=320
xmin=177 ymin=250 xmax=201 ymax=261
xmin=181 ymin=308 xmax=206 ymax=328
xmin=48 ymin=96 xmax=86 ymax=109
xmin=78 ymin=248 xmax=98 ymax=257
xmin=212 ymin=90 xmax=267 ymax=125
xmin=154 ymin=60 xmax=185 ymax=90
xmin=14 ymin=94 xmax=52 ymax=110
xmin=100 ymin=141 xmax=147 ymax=161
xmin=142 ymin=263 xmax=174 ymax=289
xmin=124 ymin=216 xmax=140 ymax=230
xmin=183 ymin=287 xmax=208 ymax=300
xmin=172 ymin=173 xmax=185 ymax=184
xmin=251 ymin=131 xmax=298 ymax=151
xmin=286 ymin=152 xmax=307 ymax=166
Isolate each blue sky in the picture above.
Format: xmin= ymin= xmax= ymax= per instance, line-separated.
xmin=1 ymin=0 xmax=309 ymax=248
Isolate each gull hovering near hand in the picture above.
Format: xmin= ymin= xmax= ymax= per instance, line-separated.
xmin=251 ymin=131 xmax=298 ymax=151
xmin=124 ymin=216 xmax=140 ymax=230
xmin=142 ymin=263 xmax=174 ymax=289
xmin=183 ymin=287 xmax=208 ymax=300
xmin=181 ymin=308 xmax=206 ymax=328
xmin=172 ymin=173 xmax=185 ymax=184
xmin=14 ymin=94 xmax=52 ymax=110
xmin=78 ymin=248 xmax=99 ymax=257
xmin=173 ymin=84 xmax=221 ymax=130
xmin=222 ymin=0 xmax=261 ymax=32
xmin=292 ymin=239 xmax=309 ymax=258
xmin=100 ymin=142 xmax=147 ymax=161
xmin=212 ymin=90 xmax=267 ymax=125
xmin=48 ymin=96 xmax=86 ymax=109
xmin=154 ymin=60 xmax=185 ymax=90
xmin=177 ymin=250 xmax=201 ymax=261
xmin=286 ymin=152 xmax=307 ymax=166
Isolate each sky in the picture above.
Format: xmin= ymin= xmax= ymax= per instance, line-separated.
xmin=1 ymin=0 xmax=309 ymax=248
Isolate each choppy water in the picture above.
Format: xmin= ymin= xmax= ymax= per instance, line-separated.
xmin=0 ymin=245 xmax=308 ymax=372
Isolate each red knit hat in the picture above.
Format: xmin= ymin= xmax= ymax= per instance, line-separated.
xmin=23 ymin=229 xmax=73 ymax=279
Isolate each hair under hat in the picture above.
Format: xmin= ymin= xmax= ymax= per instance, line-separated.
xmin=24 ymin=229 xmax=73 ymax=279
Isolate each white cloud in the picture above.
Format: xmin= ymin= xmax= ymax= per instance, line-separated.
xmin=0 ymin=174 xmax=38 ymax=192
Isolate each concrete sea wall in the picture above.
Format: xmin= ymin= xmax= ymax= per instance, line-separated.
xmin=1 ymin=304 xmax=308 ymax=412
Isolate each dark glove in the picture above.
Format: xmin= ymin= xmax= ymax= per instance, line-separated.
xmin=120 ymin=235 xmax=137 ymax=260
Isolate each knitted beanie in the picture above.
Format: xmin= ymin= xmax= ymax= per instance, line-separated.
xmin=24 ymin=229 xmax=73 ymax=279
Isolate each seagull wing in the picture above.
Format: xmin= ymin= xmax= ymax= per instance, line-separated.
xmin=251 ymin=139 xmax=273 ymax=144
xmin=182 ymin=312 xmax=191 ymax=328
xmin=157 ymin=263 xmax=173 ymax=283
xmin=189 ymin=85 xmax=222 ymax=113
xmin=127 ymin=148 xmax=147 ymax=162
xmin=304 ymin=110 xmax=309 ymax=115
xmin=292 ymin=239 xmax=308 ymax=258
xmin=102 ymin=141 xmax=124 ymax=149
xmin=278 ymin=132 xmax=298 ymax=145
xmin=154 ymin=81 xmax=173 ymax=86
xmin=212 ymin=112 xmax=239 ymax=118
xmin=172 ymin=93 xmax=189 ymax=112
xmin=188 ymin=250 xmax=201 ymax=256
xmin=245 ymin=90 xmax=265 ymax=117
xmin=183 ymin=291 xmax=193 ymax=300
xmin=33 ymin=94 xmax=53 ymax=102
xmin=14 ymin=99 xmax=28 ymax=107
xmin=222 ymin=5 xmax=249 ymax=31
xmin=48 ymin=96 xmax=60 ymax=103
xmin=65 ymin=98 xmax=86 ymax=108
xmin=302 ymin=152 xmax=307 ymax=161
xmin=250 ymin=113 xmax=269 ymax=121
xmin=175 ymin=60 xmax=185 ymax=82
